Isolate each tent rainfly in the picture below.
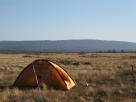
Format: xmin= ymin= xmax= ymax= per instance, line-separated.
xmin=13 ymin=59 xmax=76 ymax=90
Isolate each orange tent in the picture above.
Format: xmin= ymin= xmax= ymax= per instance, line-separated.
xmin=14 ymin=59 xmax=76 ymax=90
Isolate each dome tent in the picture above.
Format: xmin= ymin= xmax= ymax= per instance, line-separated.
xmin=14 ymin=59 xmax=75 ymax=90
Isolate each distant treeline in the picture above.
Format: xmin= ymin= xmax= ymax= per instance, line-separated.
xmin=0 ymin=50 xmax=136 ymax=54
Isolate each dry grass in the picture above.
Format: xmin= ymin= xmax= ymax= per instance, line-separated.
xmin=0 ymin=53 xmax=136 ymax=102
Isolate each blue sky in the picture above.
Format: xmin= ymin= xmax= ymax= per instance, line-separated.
xmin=0 ymin=0 xmax=136 ymax=42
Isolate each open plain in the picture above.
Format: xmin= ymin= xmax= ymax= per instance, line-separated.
xmin=0 ymin=53 xmax=135 ymax=102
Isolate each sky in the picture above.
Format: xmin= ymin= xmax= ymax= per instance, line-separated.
xmin=0 ymin=0 xmax=136 ymax=42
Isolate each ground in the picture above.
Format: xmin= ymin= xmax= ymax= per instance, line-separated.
xmin=0 ymin=53 xmax=136 ymax=102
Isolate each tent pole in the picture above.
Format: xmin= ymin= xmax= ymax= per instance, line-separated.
xmin=32 ymin=63 xmax=40 ymax=88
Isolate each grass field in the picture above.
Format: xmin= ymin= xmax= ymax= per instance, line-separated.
xmin=0 ymin=53 xmax=136 ymax=102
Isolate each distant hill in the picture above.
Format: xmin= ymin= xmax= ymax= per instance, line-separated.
xmin=0 ymin=39 xmax=136 ymax=52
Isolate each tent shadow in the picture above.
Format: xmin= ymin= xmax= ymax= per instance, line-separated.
xmin=0 ymin=84 xmax=39 ymax=90
xmin=0 ymin=85 xmax=13 ymax=90
xmin=0 ymin=84 xmax=74 ymax=91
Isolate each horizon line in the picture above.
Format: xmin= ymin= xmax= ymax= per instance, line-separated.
xmin=0 ymin=39 xmax=135 ymax=43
